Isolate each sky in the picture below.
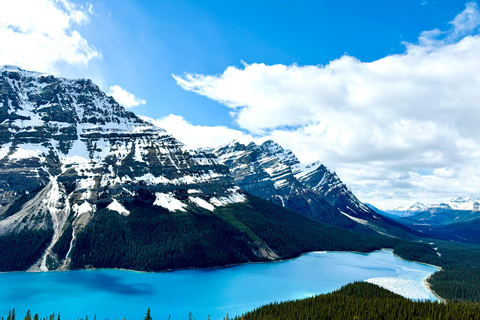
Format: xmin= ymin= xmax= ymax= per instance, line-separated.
xmin=1 ymin=0 xmax=479 ymax=209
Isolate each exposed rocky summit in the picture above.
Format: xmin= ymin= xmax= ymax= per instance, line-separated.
xmin=213 ymin=140 xmax=416 ymax=237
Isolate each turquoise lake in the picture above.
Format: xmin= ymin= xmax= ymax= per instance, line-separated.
xmin=0 ymin=250 xmax=439 ymax=320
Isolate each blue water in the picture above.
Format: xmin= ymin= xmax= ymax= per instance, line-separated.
xmin=0 ymin=250 xmax=439 ymax=320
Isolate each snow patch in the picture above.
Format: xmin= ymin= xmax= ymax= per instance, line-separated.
xmin=340 ymin=211 xmax=371 ymax=227
xmin=293 ymin=161 xmax=321 ymax=178
xmin=0 ymin=143 xmax=11 ymax=159
xmin=107 ymin=199 xmax=130 ymax=216
xmin=153 ymin=193 xmax=187 ymax=212
xmin=9 ymin=144 xmax=48 ymax=160
xmin=340 ymin=211 xmax=392 ymax=237
xmin=189 ymin=197 xmax=215 ymax=211
xmin=72 ymin=202 xmax=94 ymax=217
xmin=80 ymin=190 xmax=92 ymax=200
xmin=77 ymin=176 xmax=96 ymax=190
xmin=133 ymin=173 xmax=172 ymax=185
xmin=209 ymin=188 xmax=247 ymax=206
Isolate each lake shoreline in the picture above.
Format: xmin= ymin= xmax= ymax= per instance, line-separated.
xmin=5 ymin=248 xmax=445 ymax=304
xmin=0 ymin=249 xmax=441 ymax=320
xmin=423 ymin=273 xmax=447 ymax=304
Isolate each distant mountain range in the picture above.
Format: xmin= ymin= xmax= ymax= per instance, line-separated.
xmin=374 ymin=197 xmax=480 ymax=244
xmin=381 ymin=202 xmax=430 ymax=217
xmin=0 ymin=66 xmax=418 ymax=272
xmin=383 ymin=197 xmax=480 ymax=217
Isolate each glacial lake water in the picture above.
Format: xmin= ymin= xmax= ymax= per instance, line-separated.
xmin=0 ymin=250 xmax=439 ymax=320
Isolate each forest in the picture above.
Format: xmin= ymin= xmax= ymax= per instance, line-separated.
xmin=393 ymin=240 xmax=480 ymax=303
xmin=45 ymin=195 xmax=406 ymax=272
xmin=238 ymin=282 xmax=480 ymax=320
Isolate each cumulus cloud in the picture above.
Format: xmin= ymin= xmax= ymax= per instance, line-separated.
xmin=174 ymin=3 xmax=480 ymax=208
xmin=141 ymin=114 xmax=254 ymax=149
xmin=0 ymin=0 xmax=100 ymax=73
xmin=108 ymin=85 xmax=146 ymax=108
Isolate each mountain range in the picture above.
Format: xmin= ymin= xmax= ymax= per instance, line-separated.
xmin=373 ymin=197 xmax=480 ymax=244
xmin=0 ymin=66 xmax=417 ymax=272
xmin=384 ymin=197 xmax=480 ymax=217
xmin=212 ymin=140 xmax=417 ymax=238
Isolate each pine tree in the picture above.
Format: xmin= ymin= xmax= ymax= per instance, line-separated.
xmin=144 ymin=309 xmax=152 ymax=320
xmin=187 ymin=312 xmax=192 ymax=320
xmin=24 ymin=310 xmax=31 ymax=320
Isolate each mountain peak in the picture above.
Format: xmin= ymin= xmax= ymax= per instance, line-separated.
xmin=432 ymin=197 xmax=480 ymax=211
xmin=1 ymin=65 xmax=48 ymax=78
xmin=0 ymin=68 xmax=248 ymax=271
xmin=213 ymin=139 xmax=395 ymax=234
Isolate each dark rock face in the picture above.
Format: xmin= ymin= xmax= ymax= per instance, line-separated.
xmin=0 ymin=66 xmax=248 ymax=271
xmin=214 ymin=140 xmax=416 ymax=237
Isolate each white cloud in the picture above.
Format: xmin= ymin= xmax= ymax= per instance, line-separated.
xmin=108 ymin=85 xmax=146 ymax=108
xmin=141 ymin=114 xmax=254 ymax=149
xmin=174 ymin=3 xmax=480 ymax=208
xmin=0 ymin=0 xmax=100 ymax=73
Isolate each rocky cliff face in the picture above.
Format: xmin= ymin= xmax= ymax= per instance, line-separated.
xmin=213 ymin=140 xmax=416 ymax=237
xmin=0 ymin=66 xmax=249 ymax=271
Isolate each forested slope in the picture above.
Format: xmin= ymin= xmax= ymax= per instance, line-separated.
xmin=238 ymin=282 xmax=480 ymax=320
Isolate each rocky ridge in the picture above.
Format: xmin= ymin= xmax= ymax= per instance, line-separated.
xmin=213 ymin=140 xmax=414 ymax=237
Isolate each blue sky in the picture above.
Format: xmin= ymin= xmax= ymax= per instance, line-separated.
xmin=1 ymin=0 xmax=480 ymax=208
xmin=80 ymin=0 xmax=469 ymax=126
xmin=0 ymin=0 xmax=470 ymax=123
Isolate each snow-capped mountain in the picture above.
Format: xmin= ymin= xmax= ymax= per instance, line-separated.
xmin=0 ymin=66 xmax=422 ymax=272
xmin=397 ymin=197 xmax=480 ymax=226
xmin=213 ymin=140 xmax=416 ymax=237
xmin=0 ymin=66 xmax=255 ymax=271
xmin=430 ymin=197 xmax=480 ymax=212
xmin=384 ymin=202 xmax=429 ymax=217
xmin=395 ymin=197 xmax=480 ymax=244
xmin=396 ymin=202 xmax=429 ymax=213
xmin=387 ymin=198 xmax=480 ymax=216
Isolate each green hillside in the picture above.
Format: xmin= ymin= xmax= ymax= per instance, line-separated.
xmin=238 ymin=282 xmax=480 ymax=320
